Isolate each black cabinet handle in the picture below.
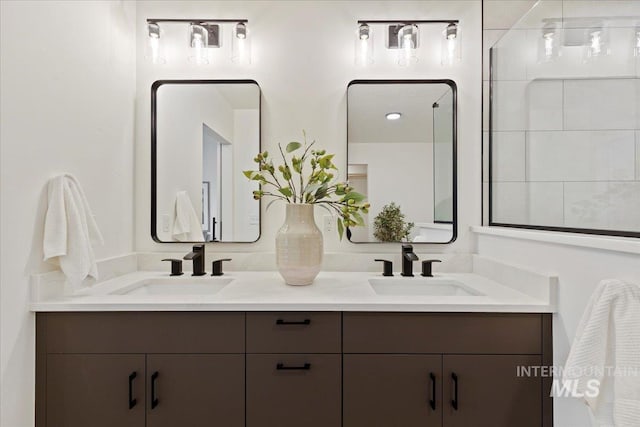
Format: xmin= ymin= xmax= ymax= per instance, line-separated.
xmin=275 ymin=318 xmax=311 ymax=326
xmin=128 ymin=372 xmax=137 ymax=409
xmin=151 ymin=371 xmax=159 ymax=409
xmin=429 ymin=372 xmax=436 ymax=410
xmin=451 ymin=372 xmax=459 ymax=410
xmin=276 ymin=362 xmax=311 ymax=370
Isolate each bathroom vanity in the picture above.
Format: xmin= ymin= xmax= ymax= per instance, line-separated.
xmin=33 ymin=265 xmax=556 ymax=427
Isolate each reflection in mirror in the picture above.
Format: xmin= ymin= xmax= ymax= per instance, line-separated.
xmin=347 ymin=81 xmax=456 ymax=243
xmin=152 ymin=80 xmax=260 ymax=243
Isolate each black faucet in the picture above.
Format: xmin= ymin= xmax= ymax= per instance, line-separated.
xmin=401 ymin=244 xmax=419 ymax=277
xmin=184 ymin=244 xmax=206 ymax=276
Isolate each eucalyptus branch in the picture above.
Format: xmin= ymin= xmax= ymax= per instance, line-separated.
xmin=277 ymin=143 xmax=297 ymax=203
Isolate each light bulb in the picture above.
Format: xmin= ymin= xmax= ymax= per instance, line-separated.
xmin=355 ymin=23 xmax=373 ymax=66
xmin=146 ymin=22 xmax=165 ymax=64
xmin=189 ymin=24 xmax=209 ymax=65
xmin=441 ymin=23 xmax=461 ymax=66
xmin=398 ymin=24 xmax=418 ymax=67
xmin=539 ymin=24 xmax=560 ymax=62
xmin=231 ymin=22 xmax=251 ymax=64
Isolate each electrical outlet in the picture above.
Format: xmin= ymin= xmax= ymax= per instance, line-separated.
xmin=323 ymin=215 xmax=334 ymax=233
xmin=161 ymin=214 xmax=170 ymax=232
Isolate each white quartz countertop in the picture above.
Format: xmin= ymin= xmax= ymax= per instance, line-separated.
xmin=30 ymin=269 xmax=556 ymax=313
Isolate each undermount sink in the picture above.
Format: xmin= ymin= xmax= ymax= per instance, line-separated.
xmin=368 ymin=278 xmax=484 ymax=297
xmin=112 ymin=277 xmax=234 ymax=296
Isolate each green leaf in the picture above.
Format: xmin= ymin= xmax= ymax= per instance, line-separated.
xmin=243 ymin=170 xmax=256 ymax=179
xmin=278 ymin=187 xmax=293 ymax=197
xmin=342 ymin=191 xmax=366 ymax=203
xmin=337 ymin=217 xmax=344 ymax=240
xmin=352 ymin=212 xmax=365 ymax=226
xmin=286 ymin=141 xmax=302 ymax=153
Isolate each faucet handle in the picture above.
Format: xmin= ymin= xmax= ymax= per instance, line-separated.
xmin=374 ymin=259 xmax=394 ymax=277
xmin=162 ymin=259 xmax=184 ymax=276
xmin=421 ymin=259 xmax=442 ymax=277
xmin=211 ymin=258 xmax=232 ymax=276
xmin=402 ymin=244 xmax=414 ymax=252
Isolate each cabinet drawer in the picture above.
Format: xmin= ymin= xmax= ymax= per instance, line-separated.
xmin=44 ymin=312 xmax=245 ymax=353
xmin=246 ymin=312 xmax=341 ymax=353
xmin=246 ymin=354 xmax=341 ymax=427
xmin=344 ymin=313 xmax=541 ymax=354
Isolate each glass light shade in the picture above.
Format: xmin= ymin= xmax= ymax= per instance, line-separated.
xmin=634 ymin=29 xmax=640 ymax=57
xmin=231 ymin=23 xmax=251 ymax=64
xmin=441 ymin=23 xmax=461 ymax=66
xmin=189 ymin=24 xmax=209 ymax=65
xmin=355 ymin=24 xmax=373 ymax=66
xmin=397 ymin=24 xmax=418 ymax=67
xmin=538 ymin=25 xmax=561 ymax=62
xmin=584 ymin=28 xmax=610 ymax=61
xmin=146 ymin=23 xmax=166 ymax=65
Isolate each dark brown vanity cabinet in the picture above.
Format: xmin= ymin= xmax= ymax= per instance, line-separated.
xmin=342 ymin=313 xmax=552 ymax=427
xmin=36 ymin=312 xmax=245 ymax=427
xmin=36 ymin=311 xmax=552 ymax=427
xmin=245 ymin=312 xmax=342 ymax=427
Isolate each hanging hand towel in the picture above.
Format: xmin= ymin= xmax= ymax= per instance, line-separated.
xmin=563 ymin=279 xmax=640 ymax=427
xmin=43 ymin=174 xmax=104 ymax=289
xmin=172 ymin=191 xmax=204 ymax=242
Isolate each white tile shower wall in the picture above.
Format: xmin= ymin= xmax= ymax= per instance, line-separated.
xmin=492 ymin=131 xmax=526 ymax=181
xmin=564 ymin=79 xmax=638 ymax=131
xmin=527 ymin=131 xmax=636 ymax=182
xmin=0 ymin=1 xmax=137 ymax=425
xmin=564 ymin=181 xmax=640 ymax=231
xmin=486 ymin=1 xmax=640 ymax=232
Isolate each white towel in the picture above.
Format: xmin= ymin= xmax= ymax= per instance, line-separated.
xmin=563 ymin=279 xmax=640 ymax=427
xmin=43 ymin=174 xmax=104 ymax=289
xmin=172 ymin=191 xmax=204 ymax=242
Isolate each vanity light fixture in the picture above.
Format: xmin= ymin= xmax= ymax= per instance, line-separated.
xmin=146 ymin=22 xmax=165 ymax=64
xmin=441 ymin=23 xmax=461 ymax=66
xmin=145 ymin=19 xmax=249 ymax=65
xmin=385 ymin=112 xmax=402 ymax=120
xmin=355 ymin=20 xmax=460 ymax=68
xmin=355 ymin=23 xmax=373 ymax=66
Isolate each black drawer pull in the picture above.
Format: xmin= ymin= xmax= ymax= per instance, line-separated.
xmin=151 ymin=371 xmax=159 ymax=409
xmin=451 ymin=372 xmax=459 ymax=410
xmin=276 ymin=362 xmax=311 ymax=370
xmin=128 ymin=372 xmax=137 ymax=409
xmin=429 ymin=372 xmax=436 ymax=410
xmin=276 ymin=318 xmax=311 ymax=325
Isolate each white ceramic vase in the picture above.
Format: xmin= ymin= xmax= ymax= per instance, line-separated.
xmin=276 ymin=203 xmax=323 ymax=286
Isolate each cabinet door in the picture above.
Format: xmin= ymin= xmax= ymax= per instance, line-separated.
xmin=343 ymin=355 xmax=443 ymax=427
xmin=46 ymin=354 xmax=145 ymax=427
xmin=146 ymin=354 xmax=244 ymax=427
xmin=443 ymin=355 xmax=542 ymax=427
xmin=246 ymin=354 xmax=341 ymax=427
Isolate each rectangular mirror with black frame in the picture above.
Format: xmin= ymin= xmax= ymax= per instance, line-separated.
xmin=347 ymin=80 xmax=457 ymax=243
xmin=151 ymin=80 xmax=261 ymax=243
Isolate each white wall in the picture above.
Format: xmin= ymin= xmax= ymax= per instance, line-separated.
xmin=0 ymin=1 xmax=136 ymax=425
xmin=135 ymin=0 xmax=482 ymax=254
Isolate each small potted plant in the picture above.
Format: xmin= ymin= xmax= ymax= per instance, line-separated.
xmin=243 ymin=132 xmax=369 ymax=285
xmin=373 ymin=202 xmax=414 ymax=242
